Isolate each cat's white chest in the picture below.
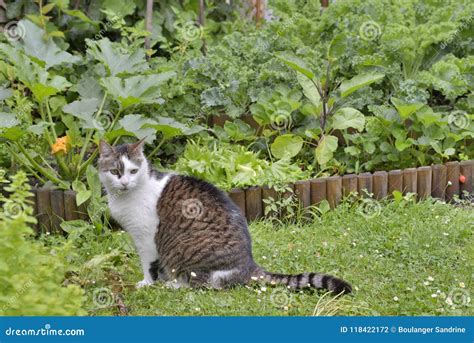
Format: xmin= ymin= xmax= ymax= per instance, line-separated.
xmin=108 ymin=175 xmax=171 ymax=253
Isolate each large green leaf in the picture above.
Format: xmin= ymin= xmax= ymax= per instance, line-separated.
xmin=62 ymin=98 xmax=101 ymax=128
xmin=332 ymin=107 xmax=366 ymax=131
xmin=0 ymin=43 xmax=71 ymax=102
xmin=276 ymin=53 xmax=315 ymax=80
xmin=297 ymin=73 xmax=320 ymax=107
xmin=0 ymin=112 xmax=19 ymax=128
xmin=102 ymin=72 xmax=175 ymax=108
xmin=0 ymin=88 xmax=13 ymax=101
xmin=391 ymin=97 xmax=425 ymax=119
xmin=270 ymin=134 xmax=303 ymax=159
xmin=118 ymin=114 xmax=156 ymax=143
xmin=315 ymin=135 xmax=338 ymax=165
xmin=339 ymin=73 xmax=385 ymax=98
xmin=144 ymin=117 xmax=206 ymax=140
xmin=86 ymin=38 xmax=148 ymax=76
xmin=14 ymin=20 xmax=80 ymax=69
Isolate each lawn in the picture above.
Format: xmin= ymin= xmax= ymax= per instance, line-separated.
xmin=61 ymin=198 xmax=473 ymax=316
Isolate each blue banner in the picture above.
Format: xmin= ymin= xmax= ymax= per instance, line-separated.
xmin=0 ymin=316 xmax=472 ymax=343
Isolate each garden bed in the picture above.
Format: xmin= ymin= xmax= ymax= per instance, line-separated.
xmin=29 ymin=160 xmax=474 ymax=232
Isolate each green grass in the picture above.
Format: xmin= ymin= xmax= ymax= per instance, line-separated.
xmin=64 ymin=199 xmax=473 ymax=316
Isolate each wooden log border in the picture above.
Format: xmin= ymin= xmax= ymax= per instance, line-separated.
xmin=30 ymin=160 xmax=474 ymax=230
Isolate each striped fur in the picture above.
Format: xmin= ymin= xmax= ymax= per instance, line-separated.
xmin=99 ymin=140 xmax=352 ymax=295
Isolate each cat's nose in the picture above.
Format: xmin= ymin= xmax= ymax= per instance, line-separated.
xmin=121 ymin=179 xmax=129 ymax=187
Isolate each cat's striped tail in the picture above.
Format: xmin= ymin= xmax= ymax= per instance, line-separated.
xmin=253 ymin=268 xmax=352 ymax=295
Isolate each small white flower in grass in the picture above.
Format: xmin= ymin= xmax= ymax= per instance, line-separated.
xmin=393 ymin=296 xmax=399 ymax=301
xmin=431 ymin=293 xmax=438 ymax=298
xmin=190 ymin=272 xmax=197 ymax=277
xmin=355 ymin=286 xmax=360 ymax=291
xmin=322 ymin=241 xmax=328 ymax=247
xmin=447 ymin=181 xmax=452 ymax=186
xmin=283 ymin=306 xmax=288 ymax=311
xmin=459 ymin=282 xmax=465 ymax=288
xmin=436 ymin=290 xmax=441 ymax=293
xmin=171 ymin=269 xmax=176 ymax=273
xmin=262 ymin=256 xmax=267 ymax=260
xmin=423 ymin=281 xmax=430 ymax=286
xmin=427 ymin=276 xmax=434 ymax=281
xmin=260 ymin=275 xmax=264 ymax=279
xmin=287 ymin=285 xmax=291 ymax=289
xmin=261 ymin=287 xmax=267 ymax=292
xmin=446 ymin=297 xmax=454 ymax=306
xmin=257 ymin=299 xmax=262 ymax=303
xmin=443 ymin=232 xmax=449 ymax=236
xmin=270 ymin=281 xmax=276 ymax=285
xmin=359 ymin=254 xmax=364 ymax=258
xmin=343 ymin=232 xmax=348 ymax=237
xmin=251 ymin=276 xmax=258 ymax=281
xmin=195 ymin=307 xmax=201 ymax=311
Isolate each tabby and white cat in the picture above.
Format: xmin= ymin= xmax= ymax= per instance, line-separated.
xmin=98 ymin=139 xmax=352 ymax=294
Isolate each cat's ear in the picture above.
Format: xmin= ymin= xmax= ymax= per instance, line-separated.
xmin=99 ymin=139 xmax=114 ymax=156
xmin=129 ymin=137 xmax=146 ymax=154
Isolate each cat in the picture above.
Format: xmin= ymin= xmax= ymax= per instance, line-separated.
xmin=98 ymin=139 xmax=352 ymax=294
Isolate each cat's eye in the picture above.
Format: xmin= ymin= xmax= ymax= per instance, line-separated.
xmin=110 ymin=169 xmax=119 ymax=175
xmin=130 ymin=169 xmax=139 ymax=174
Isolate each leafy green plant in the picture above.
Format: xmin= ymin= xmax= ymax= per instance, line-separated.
xmin=0 ymin=170 xmax=85 ymax=315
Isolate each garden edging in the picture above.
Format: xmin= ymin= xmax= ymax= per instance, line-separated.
xmin=30 ymin=160 xmax=474 ymax=232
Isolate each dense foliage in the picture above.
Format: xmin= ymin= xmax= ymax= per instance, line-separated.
xmin=0 ymin=170 xmax=85 ymax=315
xmin=0 ymin=0 xmax=472 ymax=195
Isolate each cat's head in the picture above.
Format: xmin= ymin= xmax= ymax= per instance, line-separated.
xmin=98 ymin=139 xmax=148 ymax=193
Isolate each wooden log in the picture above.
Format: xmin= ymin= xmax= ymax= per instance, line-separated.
xmin=50 ymin=189 xmax=65 ymax=233
xmin=36 ymin=188 xmax=52 ymax=233
xmin=342 ymin=174 xmax=357 ymax=197
xmin=403 ymin=168 xmax=417 ymax=195
xmin=245 ymin=186 xmax=262 ymax=221
xmin=357 ymin=173 xmax=373 ymax=198
xmin=417 ymin=166 xmax=432 ymax=200
xmin=446 ymin=161 xmax=460 ymax=201
xmin=294 ymin=180 xmax=311 ymax=208
xmin=310 ymin=178 xmax=327 ymax=205
xmin=373 ymin=171 xmax=388 ymax=200
xmin=228 ymin=189 xmax=246 ymax=217
xmin=460 ymin=160 xmax=473 ymax=198
xmin=64 ymin=190 xmax=79 ymax=221
xmin=388 ymin=170 xmax=403 ymax=196
xmin=261 ymin=186 xmax=278 ymax=217
xmin=326 ymin=176 xmax=342 ymax=209
xmin=431 ymin=164 xmax=447 ymax=199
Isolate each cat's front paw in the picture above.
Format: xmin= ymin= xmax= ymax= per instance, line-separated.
xmin=136 ymin=279 xmax=154 ymax=289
